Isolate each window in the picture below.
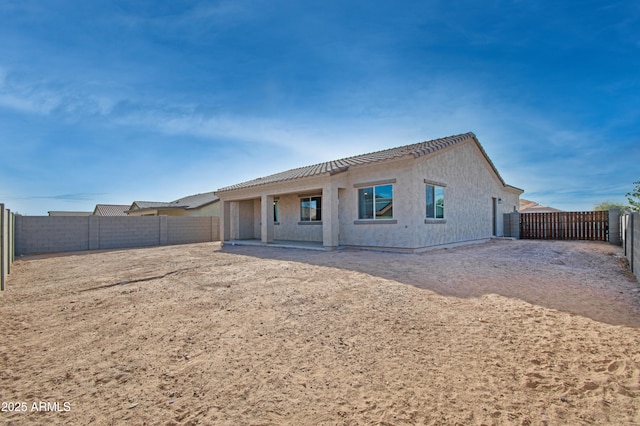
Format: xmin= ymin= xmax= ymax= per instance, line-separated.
xmin=273 ymin=199 xmax=279 ymax=222
xmin=358 ymin=184 xmax=393 ymax=220
xmin=426 ymin=185 xmax=444 ymax=219
xmin=300 ymin=196 xmax=321 ymax=221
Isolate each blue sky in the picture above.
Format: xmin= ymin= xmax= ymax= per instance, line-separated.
xmin=1 ymin=0 xmax=638 ymax=215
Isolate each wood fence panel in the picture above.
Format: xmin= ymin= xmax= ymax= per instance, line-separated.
xmin=520 ymin=211 xmax=608 ymax=241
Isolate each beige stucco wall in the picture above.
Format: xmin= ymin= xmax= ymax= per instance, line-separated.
xmin=408 ymin=141 xmax=520 ymax=249
xmin=188 ymin=201 xmax=220 ymax=217
xmin=273 ymin=194 xmax=323 ymax=242
xmin=217 ymin=140 xmax=521 ymax=250
xmin=127 ymin=209 xmax=159 ymax=217
xmin=333 ymin=141 xmax=520 ymax=249
xmin=337 ymin=157 xmax=416 ymax=248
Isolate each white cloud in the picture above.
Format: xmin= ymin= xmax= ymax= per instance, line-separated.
xmin=0 ymin=68 xmax=122 ymax=118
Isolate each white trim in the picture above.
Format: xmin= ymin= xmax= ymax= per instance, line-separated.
xmin=354 ymin=219 xmax=397 ymax=225
xmin=353 ymin=178 xmax=396 ymax=188
xmin=424 ymin=219 xmax=447 ymax=224
xmin=423 ymin=178 xmax=447 ymax=187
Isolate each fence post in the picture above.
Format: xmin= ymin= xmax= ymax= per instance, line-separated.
xmin=608 ymin=209 xmax=621 ymax=245
xmin=1 ymin=203 xmax=5 ymax=291
xmin=631 ymin=212 xmax=635 ymax=274
xmin=623 ymin=213 xmax=629 ymax=257
xmin=8 ymin=209 xmax=13 ymax=274
xmin=505 ymin=212 xmax=520 ymax=239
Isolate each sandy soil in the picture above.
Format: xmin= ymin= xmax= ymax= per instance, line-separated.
xmin=1 ymin=239 xmax=640 ymax=425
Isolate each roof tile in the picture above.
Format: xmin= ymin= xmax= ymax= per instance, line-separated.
xmin=217 ymin=132 xmax=480 ymax=192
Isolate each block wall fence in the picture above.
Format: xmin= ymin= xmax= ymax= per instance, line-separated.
xmin=14 ymin=215 xmax=220 ymax=256
xmin=620 ymin=211 xmax=640 ymax=283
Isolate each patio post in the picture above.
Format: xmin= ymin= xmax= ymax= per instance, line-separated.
xmin=219 ymin=199 xmax=231 ymax=242
xmin=261 ymin=194 xmax=274 ymax=244
xmin=322 ymin=182 xmax=339 ymax=250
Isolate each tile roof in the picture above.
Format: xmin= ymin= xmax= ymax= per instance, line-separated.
xmin=172 ymin=192 xmax=220 ymax=209
xmin=131 ymin=201 xmax=175 ymax=210
xmin=519 ymin=199 xmax=563 ymax=213
xmin=93 ymin=204 xmax=129 ymax=216
xmin=217 ymin=132 xmax=515 ymax=192
xmin=48 ymin=211 xmax=92 ymax=216
xmin=129 ymin=192 xmax=219 ymax=212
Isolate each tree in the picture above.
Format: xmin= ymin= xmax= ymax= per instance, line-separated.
xmin=627 ymin=181 xmax=640 ymax=212
xmin=593 ymin=201 xmax=627 ymax=211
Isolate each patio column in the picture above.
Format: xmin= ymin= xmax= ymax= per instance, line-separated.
xmin=322 ymin=182 xmax=339 ymax=250
xmin=219 ymin=199 xmax=231 ymax=242
xmin=261 ymin=194 xmax=274 ymax=244
xmin=229 ymin=201 xmax=240 ymax=240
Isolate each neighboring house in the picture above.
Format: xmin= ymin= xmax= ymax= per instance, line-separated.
xmin=48 ymin=211 xmax=92 ymax=217
xmin=519 ymin=198 xmax=563 ymax=213
xmin=93 ymin=204 xmax=129 ymax=216
xmin=127 ymin=192 xmax=220 ymax=217
xmin=215 ymin=132 xmax=523 ymax=252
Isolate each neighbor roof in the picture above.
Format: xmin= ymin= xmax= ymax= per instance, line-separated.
xmin=93 ymin=204 xmax=129 ymax=216
xmin=129 ymin=192 xmax=219 ymax=212
xmin=519 ymin=198 xmax=563 ymax=213
xmin=217 ymin=132 xmax=520 ymax=193
xmin=48 ymin=211 xmax=92 ymax=216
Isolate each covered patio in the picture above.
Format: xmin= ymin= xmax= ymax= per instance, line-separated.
xmin=217 ymin=176 xmax=345 ymax=251
xmin=221 ymin=239 xmax=327 ymax=251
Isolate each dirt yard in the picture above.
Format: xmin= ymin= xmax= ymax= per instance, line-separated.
xmin=1 ymin=239 xmax=640 ymax=425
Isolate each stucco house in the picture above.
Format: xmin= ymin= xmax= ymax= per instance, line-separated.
xmin=215 ymin=132 xmax=523 ymax=252
xmin=127 ymin=192 xmax=220 ymax=217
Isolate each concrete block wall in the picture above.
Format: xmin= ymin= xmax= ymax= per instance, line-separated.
xmin=167 ymin=216 xmax=219 ymax=245
xmin=503 ymin=212 xmax=520 ymax=239
xmin=620 ymin=212 xmax=639 ymax=283
xmin=15 ymin=215 xmax=220 ymax=256
xmin=97 ymin=216 xmax=164 ymax=250
xmin=16 ymin=216 xmax=91 ymax=254
xmin=629 ymin=212 xmax=639 ymax=283
xmin=634 ymin=213 xmax=640 ymax=282
xmin=608 ymin=209 xmax=621 ymax=245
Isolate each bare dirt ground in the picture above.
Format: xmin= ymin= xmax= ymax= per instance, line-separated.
xmin=1 ymin=239 xmax=640 ymax=425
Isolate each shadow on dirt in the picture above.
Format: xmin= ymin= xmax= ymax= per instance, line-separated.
xmin=222 ymin=239 xmax=640 ymax=327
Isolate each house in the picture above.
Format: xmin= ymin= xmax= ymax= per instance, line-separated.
xmin=127 ymin=192 xmax=220 ymax=217
xmin=519 ymin=198 xmax=563 ymax=213
xmin=215 ymin=132 xmax=523 ymax=252
xmin=93 ymin=204 xmax=129 ymax=216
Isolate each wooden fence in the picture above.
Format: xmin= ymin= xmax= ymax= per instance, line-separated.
xmin=520 ymin=211 xmax=608 ymax=241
